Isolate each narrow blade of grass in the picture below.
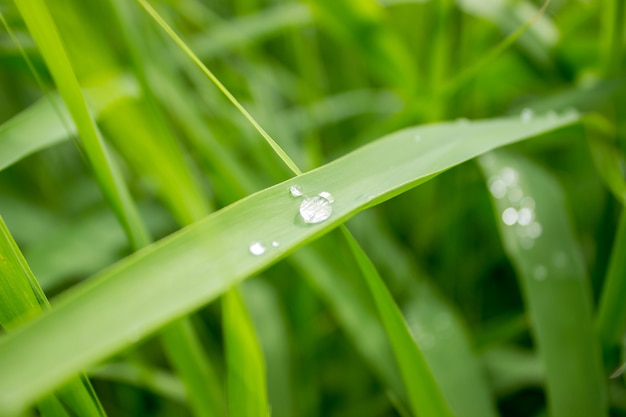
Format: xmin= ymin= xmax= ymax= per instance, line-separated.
xmin=224 ymin=288 xmax=270 ymax=417
xmin=478 ymin=150 xmax=607 ymax=417
xmin=0 ymin=113 xmax=577 ymax=414
xmin=13 ymin=0 xmax=150 ymax=249
xmin=341 ymin=228 xmax=453 ymax=417
xmin=0 ymin=216 xmax=105 ymax=417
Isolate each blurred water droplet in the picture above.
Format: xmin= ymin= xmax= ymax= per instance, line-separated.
xmin=318 ymin=191 xmax=334 ymax=204
xmin=414 ymin=134 xmax=422 ymax=142
xmin=271 ymin=241 xmax=280 ymax=248
xmin=489 ymin=177 xmax=507 ymax=199
xmin=521 ymin=196 xmax=536 ymax=209
xmin=517 ymin=207 xmax=534 ymax=225
xmin=533 ymin=265 xmax=548 ymax=281
xmin=456 ymin=118 xmax=469 ymax=126
xmin=249 ymin=241 xmax=266 ymax=256
xmin=520 ymin=108 xmax=534 ymax=123
xmin=300 ymin=196 xmax=332 ymax=224
xmin=528 ymin=222 xmax=543 ymax=239
xmin=289 ymin=185 xmax=303 ymax=197
xmin=501 ymin=167 xmax=519 ymax=186
xmin=502 ymin=207 xmax=518 ymax=226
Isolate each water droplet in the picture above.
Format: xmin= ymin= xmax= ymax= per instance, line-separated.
xmin=299 ymin=196 xmax=333 ymax=224
xmin=520 ymin=237 xmax=535 ymax=250
xmin=488 ymin=177 xmax=507 ymax=199
xmin=520 ymin=108 xmax=534 ymax=123
xmin=517 ymin=207 xmax=534 ymax=226
xmin=502 ymin=207 xmax=518 ymax=226
xmin=318 ymin=191 xmax=334 ymax=204
xmin=414 ymin=134 xmax=422 ymax=142
xmin=533 ymin=265 xmax=548 ymax=281
xmin=249 ymin=241 xmax=266 ymax=256
xmin=271 ymin=241 xmax=280 ymax=248
xmin=289 ymin=185 xmax=303 ymax=197
xmin=527 ymin=221 xmax=543 ymax=239
xmin=521 ymin=196 xmax=536 ymax=209
xmin=500 ymin=167 xmax=519 ymax=186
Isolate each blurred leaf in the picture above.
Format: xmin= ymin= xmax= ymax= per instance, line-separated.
xmin=479 ymin=150 xmax=607 ymax=417
xmin=224 ymin=288 xmax=270 ymax=417
xmin=0 ymin=216 xmax=105 ymax=417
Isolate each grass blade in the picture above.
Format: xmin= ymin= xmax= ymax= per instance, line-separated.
xmin=224 ymin=289 xmax=270 ymax=417
xmin=0 ymin=114 xmax=577 ymax=414
xmin=341 ymin=228 xmax=453 ymax=417
xmin=478 ymin=150 xmax=607 ymax=417
xmin=0 ymin=216 xmax=105 ymax=417
xmin=13 ymin=0 xmax=150 ymax=249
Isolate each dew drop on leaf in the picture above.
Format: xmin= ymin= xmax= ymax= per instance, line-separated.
xmin=249 ymin=241 xmax=266 ymax=256
xmin=299 ymin=195 xmax=332 ymax=224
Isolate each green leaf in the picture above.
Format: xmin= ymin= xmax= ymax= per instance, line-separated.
xmin=342 ymin=228 xmax=453 ymax=417
xmin=478 ymin=150 xmax=607 ymax=417
xmin=0 ymin=113 xmax=577 ymax=415
xmin=224 ymin=288 xmax=270 ymax=417
xmin=0 ymin=216 xmax=105 ymax=417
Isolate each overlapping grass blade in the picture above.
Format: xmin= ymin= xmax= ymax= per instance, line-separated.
xmin=13 ymin=0 xmax=150 ymax=249
xmin=341 ymin=228 xmax=453 ymax=417
xmin=478 ymin=150 xmax=606 ymax=417
xmin=0 ymin=113 xmax=577 ymax=414
xmin=0 ymin=216 xmax=105 ymax=417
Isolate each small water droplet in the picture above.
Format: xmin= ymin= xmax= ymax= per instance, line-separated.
xmin=527 ymin=221 xmax=543 ymax=239
xmin=318 ymin=191 xmax=334 ymax=204
xmin=414 ymin=134 xmax=422 ymax=142
xmin=521 ymin=196 xmax=536 ymax=209
xmin=289 ymin=185 xmax=303 ymax=197
xmin=517 ymin=207 xmax=534 ymax=226
xmin=533 ymin=265 xmax=548 ymax=281
xmin=271 ymin=241 xmax=280 ymax=248
xmin=249 ymin=241 xmax=266 ymax=256
xmin=520 ymin=108 xmax=534 ymax=123
xmin=502 ymin=207 xmax=518 ymax=226
xmin=299 ymin=196 xmax=332 ymax=224
xmin=500 ymin=167 xmax=519 ymax=186
xmin=488 ymin=177 xmax=507 ymax=199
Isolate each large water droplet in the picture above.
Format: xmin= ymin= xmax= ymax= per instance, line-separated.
xmin=299 ymin=195 xmax=332 ymax=224
xmin=502 ymin=207 xmax=518 ymax=226
xmin=249 ymin=241 xmax=266 ymax=256
xmin=289 ymin=185 xmax=303 ymax=197
xmin=520 ymin=108 xmax=534 ymax=123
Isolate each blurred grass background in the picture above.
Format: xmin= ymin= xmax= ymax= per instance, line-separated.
xmin=0 ymin=0 xmax=625 ymax=416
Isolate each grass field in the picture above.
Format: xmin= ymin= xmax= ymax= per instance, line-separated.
xmin=0 ymin=0 xmax=625 ymax=416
